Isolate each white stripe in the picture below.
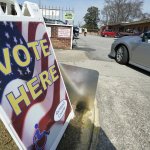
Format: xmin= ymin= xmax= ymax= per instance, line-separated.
xmin=33 ymin=23 xmax=45 ymax=75
xmin=22 ymin=22 xmax=29 ymax=42
xmin=60 ymin=78 xmax=67 ymax=122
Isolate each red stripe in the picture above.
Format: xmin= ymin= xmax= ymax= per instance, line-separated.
xmin=39 ymin=61 xmax=60 ymax=131
xmin=28 ymin=22 xmax=40 ymax=42
xmin=38 ymin=62 xmax=72 ymax=131
xmin=65 ymin=93 xmax=72 ymax=120
xmin=16 ymin=22 xmax=22 ymax=33
xmin=12 ymin=23 xmax=50 ymax=138
xmin=61 ymin=93 xmax=72 ymax=124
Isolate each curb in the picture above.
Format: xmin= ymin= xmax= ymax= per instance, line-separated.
xmin=90 ymin=98 xmax=100 ymax=150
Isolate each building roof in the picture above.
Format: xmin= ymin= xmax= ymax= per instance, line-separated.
xmin=108 ymin=19 xmax=150 ymax=26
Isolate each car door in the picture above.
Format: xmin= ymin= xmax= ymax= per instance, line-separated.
xmin=108 ymin=30 xmax=112 ymax=36
xmin=131 ymin=35 xmax=150 ymax=68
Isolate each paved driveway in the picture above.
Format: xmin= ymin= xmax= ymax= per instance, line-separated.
xmin=56 ymin=34 xmax=150 ymax=150
xmin=73 ymin=34 xmax=114 ymax=62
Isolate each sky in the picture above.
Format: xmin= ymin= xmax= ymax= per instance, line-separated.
xmin=18 ymin=0 xmax=150 ymax=25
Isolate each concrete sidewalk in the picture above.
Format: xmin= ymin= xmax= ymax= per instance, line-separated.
xmin=55 ymin=46 xmax=150 ymax=150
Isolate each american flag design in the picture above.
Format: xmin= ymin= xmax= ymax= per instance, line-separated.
xmin=0 ymin=21 xmax=72 ymax=149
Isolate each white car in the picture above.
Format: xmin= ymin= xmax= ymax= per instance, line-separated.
xmin=109 ymin=31 xmax=150 ymax=72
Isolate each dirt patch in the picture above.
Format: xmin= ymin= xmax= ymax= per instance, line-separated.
xmin=0 ymin=121 xmax=18 ymax=150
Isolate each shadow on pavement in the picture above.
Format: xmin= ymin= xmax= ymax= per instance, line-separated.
xmin=57 ymin=114 xmax=82 ymax=150
xmin=96 ymin=128 xmax=116 ymax=150
xmin=127 ymin=64 xmax=150 ymax=76
xmin=72 ymin=45 xmax=96 ymax=52
xmin=58 ymin=116 xmax=117 ymax=150
xmin=73 ymin=45 xmax=112 ymax=61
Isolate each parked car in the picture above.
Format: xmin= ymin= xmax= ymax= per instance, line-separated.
xmin=109 ymin=31 xmax=150 ymax=72
xmin=101 ymin=29 xmax=117 ymax=37
xmin=73 ymin=26 xmax=79 ymax=39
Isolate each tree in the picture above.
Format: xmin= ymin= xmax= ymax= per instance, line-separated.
xmin=83 ymin=6 xmax=100 ymax=30
xmin=140 ymin=13 xmax=150 ymax=20
xmin=101 ymin=0 xmax=144 ymax=24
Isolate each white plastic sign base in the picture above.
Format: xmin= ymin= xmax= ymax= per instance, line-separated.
xmin=0 ymin=1 xmax=74 ymax=150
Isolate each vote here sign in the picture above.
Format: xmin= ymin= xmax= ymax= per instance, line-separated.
xmin=0 ymin=20 xmax=73 ymax=150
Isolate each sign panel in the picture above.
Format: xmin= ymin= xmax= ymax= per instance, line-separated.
xmin=40 ymin=9 xmax=60 ymax=17
xmin=58 ymin=28 xmax=71 ymax=38
xmin=64 ymin=12 xmax=74 ymax=20
xmin=0 ymin=1 xmax=73 ymax=150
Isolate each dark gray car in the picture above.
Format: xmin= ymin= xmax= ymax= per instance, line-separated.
xmin=109 ymin=31 xmax=150 ymax=72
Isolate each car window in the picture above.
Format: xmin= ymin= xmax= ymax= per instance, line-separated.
xmin=105 ymin=30 xmax=112 ymax=32
xmin=142 ymin=32 xmax=150 ymax=43
xmin=141 ymin=31 xmax=150 ymax=42
xmin=147 ymin=33 xmax=150 ymax=39
xmin=144 ymin=32 xmax=150 ymax=39
xmin=147 ymin=33 xmax=150 ymax=44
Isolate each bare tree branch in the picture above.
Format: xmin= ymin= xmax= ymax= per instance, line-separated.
xmin=101 ymin=0 xmax=144 ymax=24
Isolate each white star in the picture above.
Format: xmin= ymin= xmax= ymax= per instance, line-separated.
xmin=3 ymin=21 xmax=7 ymax=26
xmin=10 ymin=22 xmax=13 ymax=29
xmin=26 ymin=67 xmax=31 ymax=74
xmin=18 ymin=52 xmax=21 ymax=56
xmin=9 ymin=72 xmax=13 ymax=76
xmin=14 ymin=37 xmax=17 ymax=44
xmin=24 ymin=55 xmax=26 ymax=60
xmin=5 ymin=32 xmax=9 ymax=39
xmin=0 ymin=80 xmax=2 ymax=84
xmin=18 ymin=69 xmax=23 ymax=75
xmin=20 ymin=39 xmax=23 ymax=45
xmin=6 ymin=43 xmax=11 ymax=49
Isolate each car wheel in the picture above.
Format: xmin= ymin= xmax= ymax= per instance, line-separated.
xmin=115 ymin=45 xmax=129 ymax=64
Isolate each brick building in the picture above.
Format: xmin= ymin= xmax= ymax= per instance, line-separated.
xmin=103 ymin=19 xmax=150 ymax=33
xmin=46 ymin=24 xmax=73 ymax=50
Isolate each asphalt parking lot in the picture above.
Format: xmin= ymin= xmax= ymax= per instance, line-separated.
xmin=56 ymin=34 xmax=150 ymax=150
